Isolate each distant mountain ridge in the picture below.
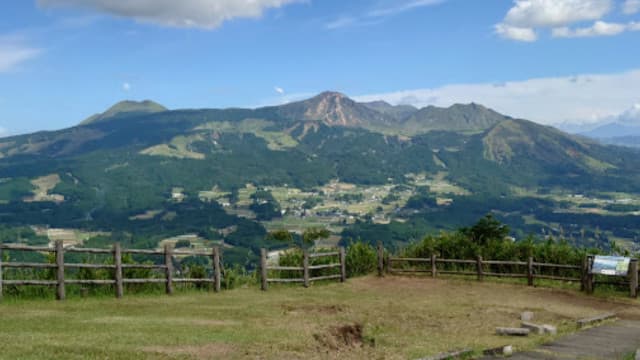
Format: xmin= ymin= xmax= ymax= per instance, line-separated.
xmin=269 ymin=91 xmax=506 ymax=134
xmin=1 ymin=91 xmax=640 ymax=264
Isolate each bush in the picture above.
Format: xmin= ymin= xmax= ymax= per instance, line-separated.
xmin=175 ymin=239 xmax=191 ymax=248
xmin=222 ymin=264 xmax=255 ymax=290
xmin=345 ymin=242 xmax=377 ymax=277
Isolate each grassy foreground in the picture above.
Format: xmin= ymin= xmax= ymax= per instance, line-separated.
xmin=1 ymin=276 xmax=639 ymax=359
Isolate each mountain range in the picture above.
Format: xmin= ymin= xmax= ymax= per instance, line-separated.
xmin=558 ymin=104 xmax=640 ymax=148
xmin=1 ymin=91 xmax=639 ymax=261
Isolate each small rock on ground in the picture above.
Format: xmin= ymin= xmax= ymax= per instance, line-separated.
xmin=521 ymin=311 xmax=534 ymax=322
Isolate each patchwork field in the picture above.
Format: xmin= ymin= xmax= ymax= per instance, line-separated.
xmin=1 ymin=276 xmax=639 ymax=359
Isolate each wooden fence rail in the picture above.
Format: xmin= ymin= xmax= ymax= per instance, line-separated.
xmin=260 ymin=247 xmax=346 ymax=291
xmin=377 ymin=243 xmax=639 ymax=298
xmin=0 ymin=241 xmax=222 ymax=301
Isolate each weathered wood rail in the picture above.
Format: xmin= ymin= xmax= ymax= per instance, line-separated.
xmin=0 ymin=241 xmax=222 ymax=301
xmin=260 ymin=247 xmax=346 ymax=291
xmin=377 ymin=243 xmax=639 ymax=298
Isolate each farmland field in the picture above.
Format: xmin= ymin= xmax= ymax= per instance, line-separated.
xmin=1 ymin=276 xmax=639 ymax=359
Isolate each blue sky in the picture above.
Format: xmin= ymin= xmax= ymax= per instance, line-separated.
xmin=1 ymin=0 xmax=640 ymax=135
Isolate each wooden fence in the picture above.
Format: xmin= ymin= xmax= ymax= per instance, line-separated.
xmin=260 ymin=247 xmax=346 ymax=291
xmin=0 ymin=241 xmax=222 ymax=301
xmin=377 ymin=244 xmax=640 ymax=298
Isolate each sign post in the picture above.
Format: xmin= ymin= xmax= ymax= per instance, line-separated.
xmin=592 ymin=256 xmax=631 ymax=276
xmin=589 ymin=256 xmax=637 ymax=297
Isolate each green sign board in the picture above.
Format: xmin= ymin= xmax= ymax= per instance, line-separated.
xmin=592 ymin=256 xmax=631 ymax=276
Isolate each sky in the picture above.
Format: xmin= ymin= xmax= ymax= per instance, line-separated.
xmin=1 ymin=0 xmax=639 ymax=135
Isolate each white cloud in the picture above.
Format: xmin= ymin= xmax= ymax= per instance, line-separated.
xmin=494 ymin=0 xmax=640 ymax=41
xmin=553 ymin=20 xmax=640 ymax=37
xmin=38 ymin=0 xmax=301 ymax=29
xmin=122 ymin=82 xmax=131 ymax=91
xmin=494 ymin=24 xmax=538 ymax=42
xmin=553 ymin=20 xmax=626 ymax=37
xmin=326 ymin=0 xmax=445 ymax=30
xmin=502 ymin=0 xmax=612 ymax=28
xmin=354 ymin=69 xmax=640 ymax=125
xmin=623 ymin=0 xmax=640 ymax=14
xmin=614 ymin=103 xmax=640 ymax=125
xmin=274 ymin=86 xmax=285 ymax=95
xmin=0 ymin=36 xmax=42 ymax=73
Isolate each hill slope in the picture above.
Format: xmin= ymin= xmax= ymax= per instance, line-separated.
xmin=1 ymin=92 xmax=640 ymax=260
xmin=80 ymin=100 xmax=168 ymax=125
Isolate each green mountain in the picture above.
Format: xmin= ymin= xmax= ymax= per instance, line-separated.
xmin=403 ymin=103 xmax=509 ymax=133
xmin=1 ymin=92 xmax=639 ymax=262
xmin=361 ymin=100 xmax=418 ymax=120
xmin=80 ymin=100 xmax=167 ymax=125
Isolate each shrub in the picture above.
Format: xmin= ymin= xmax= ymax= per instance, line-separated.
xmin=222 ymin=264 xmax=255 ymax=290
xmin=345 ymin=242 xmax=377 ymax=277
xmin=175 ymin=240 xmax=191 ymax=248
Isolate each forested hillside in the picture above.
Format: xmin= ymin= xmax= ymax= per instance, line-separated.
xmin=1 ymin=92 xmax=639 ymax=266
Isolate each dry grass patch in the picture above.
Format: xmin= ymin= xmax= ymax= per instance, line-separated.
xmin=142 ymin=343 xmax=236 ymax=359
xmin=1 ymin=276 xmax=640 ymax=359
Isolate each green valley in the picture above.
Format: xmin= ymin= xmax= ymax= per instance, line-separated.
xmin=0 ymin=92 xmax=639 ymax=267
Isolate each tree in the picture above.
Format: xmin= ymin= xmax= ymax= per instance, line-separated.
xmin=267 ymin=229 xmax=293 ymax=244
xmin=302 ymin=227 xmax=331 ymax=245
xmin=462 ymin=213 xmax=509 ymax=246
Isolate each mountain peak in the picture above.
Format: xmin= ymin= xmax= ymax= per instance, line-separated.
xmin=273 ymin=91 xmax=393 ymax=127
xmin=80 ymin=100 xmax=167 ymax=125
xmin=402 ymin=102 xmax=507 ymax=133
xmin=314 ymin=91 xmax=348 ymax=100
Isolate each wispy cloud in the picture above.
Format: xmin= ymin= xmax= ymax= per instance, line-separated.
xmin=552 ymin=20 xmax=640 ymax=37
xmin=0 ymin=35 xmax=42 ymax=73
xmin=326 ymin=0 xmax=445 ymax=30
xmin=355 ymin=69 xmax=640 ymax=125
xmin=274 ymin=86 xmax=285 ymax=95
xmin=38 ymin=0 xmax=302 ymax=30
xmin=623 ymin=0 xmax=640 ymax=14
xmin=122 ymin=82 xmax=131 ymax=91
xmin=366 ymin=0 xmax=445 ymax=17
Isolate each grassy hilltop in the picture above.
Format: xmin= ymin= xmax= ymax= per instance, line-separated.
xmin=1 ymin=276 xmax=639 ymax=359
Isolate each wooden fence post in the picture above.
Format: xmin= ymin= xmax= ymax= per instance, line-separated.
xmin=385 ymin=252 xmax=390 ymax=274
xmin=476 ymin=255 xmax=484 ymax=282
xmin=527 ymin=256 xmax=534 ymax=286
xmin=630 ymin=259 xmax=638 ymax=299
xmin=581 ymin=256 xmax=588 ymax=292
xmin=303 ymin=250 xmax=310 ymax=288
xmin=0 ymin=246 xmax=3 ymax=301
xmin=377 ymin=242 xmax=384 ymax=277
xmin=213 ymin=246 xmax=221 ymax=293
xmin=586 ymin=256 xmax=594 ymax=295
xmin=55 ymin=240 xmax=65 ymax=301
xmin=340 ymin=246 xmax=346 ymax=282
xmin=113 ymin=243 xmax=123 ymax=299
xmin=164 ymin=244 xmax=173 ymax=295
xmin=260 ymin=248 xmax=268 ymax=291
xmin=431 ymin=254 xmax=437 ymax=278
